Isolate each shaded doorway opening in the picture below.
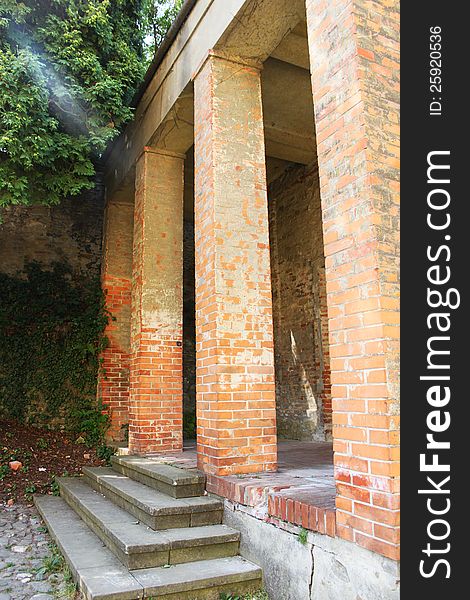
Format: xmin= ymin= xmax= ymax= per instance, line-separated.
xmin=183 ymin=148 xmax=196 ymax=441
xmin=262 ymin=20 xmax=332 ymax=442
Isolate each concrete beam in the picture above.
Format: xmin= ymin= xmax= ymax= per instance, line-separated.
xmin=262 ymin=58 xmax=316 ymax=164
xmin=271 ymin=31 xmax=311 ymax=70
xmin=214 ymin=0 xmax=305 ymax=65
xmin=264 ymin=128 xmax=316 ymax=164
xmin=105 ymin=0 xmax=306 ymax=198
xmin=105 ymin=0 xmax=248 ymax=197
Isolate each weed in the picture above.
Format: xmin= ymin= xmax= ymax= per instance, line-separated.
xmin=0 ymin=465 xmax=8 ymax=480
xmin=298 ymin=527 xmax=308 ymax=546
xmin=36 ymin=543 xmax=65 ymax=578
xmin=24 ymin=483 xmax=37 ymax=501
xmin=50 ymin=477 xmax=61 ymax=496
xmin=35 ymin=544 xmax=77 ymax=599
xmin=96 ymin=443 xmax=114 ymax=465
xmin=37 ymin=437 xmax=49 ymax=450
xmin=55 ymin=565 xmax=77 ymax=599
xmin=220 ymin=592 xmax=269 ymax=600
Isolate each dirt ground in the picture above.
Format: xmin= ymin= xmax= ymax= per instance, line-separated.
xmin=0 ymin=420 xmax=105 ymax=505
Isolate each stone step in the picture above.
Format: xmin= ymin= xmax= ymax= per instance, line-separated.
xmin=59 ymin=477 xmax=240 ymax=570
xmin=34 ymin=495 xmax=143 ymax=600
xmin=111 ymin=455 xmax=205 ymax=498
xmin=34 ymin=495 xmax=262 ymax=600
xmin=83 ymin=467 xmax=223 ymax=530
xmin=131 ymin=557 xmax=263 ymax=599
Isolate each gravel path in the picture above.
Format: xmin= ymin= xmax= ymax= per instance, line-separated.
xmin=0 ymin=503 xmax=75 ymax=600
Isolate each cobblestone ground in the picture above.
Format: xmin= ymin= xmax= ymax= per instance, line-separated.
xmin=0 ymin=504 xmax=76 ymax=600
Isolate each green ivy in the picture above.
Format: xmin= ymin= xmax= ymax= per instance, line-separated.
xmin=0 ymin=261 xmax=110 ymax=444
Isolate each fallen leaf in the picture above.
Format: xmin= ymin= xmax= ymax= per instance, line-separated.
xmin=9 ymin=460 xmax=22 ymax=471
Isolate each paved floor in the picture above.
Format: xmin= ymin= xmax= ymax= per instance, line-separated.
xmin=275 ymin=440 xmax=334 ymax=478
xmin=178 ymin=439 xmax=334 ymax=477
xmin=0 ymin=504 xmax=71 ymax=600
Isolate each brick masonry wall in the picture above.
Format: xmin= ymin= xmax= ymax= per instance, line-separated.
xmin=99 ymin=195 xmax=134 ymax=442
xmin=194 ymin=53 xmax=277 ymax=475
xmin=268 ymin=162 xmax=332 ymax=441
xmin=129 ymin=148 xmax=184 ymax=454
xmin=306 ymin=0 xmax=400 ymax=559
xmin=0 ymin=177 xmax=104 ymax=278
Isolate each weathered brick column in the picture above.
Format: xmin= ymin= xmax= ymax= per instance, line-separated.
xmin=129 ymin=148 xmax=184 ymax=454
xmin=99 ymin=194 xmax=133 ymax=441
xmin=306 ymin=0 xmax=400 ymax=558
xmin=193 ymin=53 xmax=277 ymax=476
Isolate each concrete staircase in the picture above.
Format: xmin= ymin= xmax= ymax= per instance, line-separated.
xmin=34 ymin=455 xmax=263 ymax=599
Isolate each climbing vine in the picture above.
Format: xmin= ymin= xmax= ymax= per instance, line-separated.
xmin=0 ymin=262 xmax=110 ymax=445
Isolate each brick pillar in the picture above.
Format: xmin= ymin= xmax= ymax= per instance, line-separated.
xmin=306 ymin=0 xmax=400 ymax=559
xmin=99 ymin=194 xmax=133 ymax=442
xmin=193 ymin=53 xmax=277 ymax=476
xmin=129 ymin=148 xmax=184 ymax=454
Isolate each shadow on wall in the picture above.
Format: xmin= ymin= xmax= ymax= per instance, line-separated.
xmin=268 ymin=162 xmax=331 ymax=442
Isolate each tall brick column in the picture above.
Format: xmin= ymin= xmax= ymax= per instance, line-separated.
xmin=306 ymin=0 xmax=400 ymax=559
xmin=129 ymin=148 xmax=184 ymax=454
xmin=193 ymin=53 xmax=277 ymax=476
xmin=99 ymin=194 xmax=133 ymax=442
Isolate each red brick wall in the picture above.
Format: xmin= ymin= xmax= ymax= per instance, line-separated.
xmin=129 ymin=148 xmax=184 ymax=454
xmin=99 ymin=198 xmax=133 ymax=441
xmin=194 ymin=53 xmax=277 ymax=475
xmin=268 ymin=162 xmax=332 ymax=440
xmin=306 ymin=0 xmax=400 ymax=559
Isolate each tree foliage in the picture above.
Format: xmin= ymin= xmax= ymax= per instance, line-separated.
xmin=142 ymin=0 xmax=183 ymax=61
xmin=0 ymin=0 xmax=181 ymax=208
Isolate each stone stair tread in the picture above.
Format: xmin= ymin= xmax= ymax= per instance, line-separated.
xmin=34 ymin=495 xmax=144 ymax=599
xmin=112 ymin=455 xmax=204 ymax=486
xmin=34 ymin=495 xmax=262 ymax=600
xmin=83 ymin=467 xmax=221 ymax=515
xmin=131 ymin=556 xmax=262 ymax=596
xmin=59 ymin=477 xmax=239 ymax=555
